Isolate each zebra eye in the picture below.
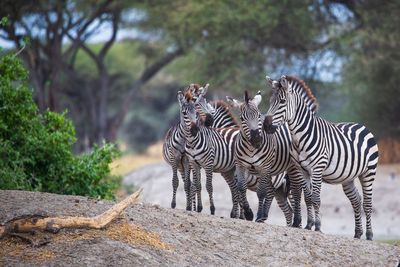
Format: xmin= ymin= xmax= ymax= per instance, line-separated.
xmin=279 ymin=99 xmax=286 ymax=104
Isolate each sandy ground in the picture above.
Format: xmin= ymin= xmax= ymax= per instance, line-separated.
xmin=1 ymin=190 xmax=399 ymax=266
xmin=124 ymin=163 xmax=400 ymax=240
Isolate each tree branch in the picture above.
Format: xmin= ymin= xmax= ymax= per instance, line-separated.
xmin=0 ymin=189 xmax=143 ymax=238
xmin=108 ymin=47 xmax=184 ymax=138
xmin=99 ymin=13 xmax=119 ymax=60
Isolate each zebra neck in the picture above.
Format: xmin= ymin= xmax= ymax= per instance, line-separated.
xmin=287 ymin=101 xmax=316 ymax=147
xmin=176 ymin=123 xmax=186 ymax=141
xmin=182 ymin=122 xmax=201 ymax=143
xmin=238 ymin=129 xmax=266 ymax=151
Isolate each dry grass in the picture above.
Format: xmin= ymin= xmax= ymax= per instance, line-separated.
xmin=378 ymin=137 xmax=400 ymax=164
xmin=0 ymin=237 xmax=56 ymax=264
xmin=0 ymin=217 xmax=171 ymax=264
xmin=111 ymin=142 xmax=164 ymax=176
xmin=105 ymin=219 xmax=171 ymax=250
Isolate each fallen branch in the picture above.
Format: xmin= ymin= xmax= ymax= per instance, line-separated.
xmin=0 ymin=188 xmax=143 ymax=239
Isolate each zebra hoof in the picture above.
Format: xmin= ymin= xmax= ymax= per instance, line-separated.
xmin=292 ymin=217 xmax=302 ymax=228
xmin=197 ymin=206 xmax=203 ymax=213
xmin=186 ymin=205 xmax=192 ymax=211
xmin=354 ymin=230 xmax=363 ymax=239
xmin=366 ymin=230 xmax=373 ymax=241
xmin=305 ymin=222 xmax=314 ymax=230
xmin=210 ymin=206 xmax=216 ymax=215
xmin=171 ymin=202 xmax=176 ymax=209
xmin=255 ymin=217 xmax=267 ymax=223
xmin=244 ymin=209 xmax=254 ymax=221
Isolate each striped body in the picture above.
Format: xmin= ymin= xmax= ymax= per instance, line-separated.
xmin=228 ymin=92 xmax=295 ymax=224
xmin=164 ymin=86 xmax=239 ymax=211
xmin=178 ymin=90 xmax=243 ymax=217
xmin=266 ymin=75 xmax=378 ymax=240
xmin=185 ymin=125 xmax=241 ymax=217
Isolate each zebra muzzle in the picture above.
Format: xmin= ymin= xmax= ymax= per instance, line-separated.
xmin=203 ymin=113 xmax=214 ymax=127
xmin=263 ymin=116 xmax=277 ymax=134
xmin=250 ymin=129 xmax=262 ymax=149
xmin=190 ymin=122 xmax=199 ymax=136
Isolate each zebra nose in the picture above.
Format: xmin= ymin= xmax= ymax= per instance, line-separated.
xmin=264 ymin=115 xmax=273 ymax=127
xmin=250 ymin=129 xmax=262 ymax=148
xmin=190 ymin=122 xmax=199 ymax=136
xmin=263 ymin=116 xmax=277 ymax=134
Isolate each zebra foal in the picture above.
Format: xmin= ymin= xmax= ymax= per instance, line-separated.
xmin=177 ymin=89 xmax=241 ymax=217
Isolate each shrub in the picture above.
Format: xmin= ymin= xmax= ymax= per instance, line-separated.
xmin=0 ymin=51 xmax=121 ymax=199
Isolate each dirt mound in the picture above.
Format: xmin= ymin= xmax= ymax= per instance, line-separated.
xmin=0 ymin=190 xmax=399 ymax=266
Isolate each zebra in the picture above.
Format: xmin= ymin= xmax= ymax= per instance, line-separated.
xmin=264 ymin=75 xmax=379 ymax=240
xmin=226 ymin=91 xmax=301 ymax=226
xmin=163 ymin=83 xmax=238 ymax=211
xmin=177 ymin=89 xmax=242 ymax=217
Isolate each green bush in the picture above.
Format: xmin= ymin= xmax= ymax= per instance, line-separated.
xmin=0 ymin=52 xmax=121 ymax=199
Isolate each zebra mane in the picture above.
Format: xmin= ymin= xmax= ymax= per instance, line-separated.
xmin=184 ymin=84 xmax=201 ymax=96
xmin=184 ymin=90 xmax=193 ymax=101
xmin=211 ymin=100 xmax=239 ymax=127
xmin=286 ymin=76 xmax=319 ymax=112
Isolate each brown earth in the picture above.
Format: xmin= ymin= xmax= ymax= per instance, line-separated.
xmin=0 ymin=190 xmax=399 ymax=266
xmin=124 ymin=162 xmax=400 ymax=240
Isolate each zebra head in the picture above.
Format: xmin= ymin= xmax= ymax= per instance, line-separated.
xmin=227 ymin=90 xmax=263 ymax=149
xmin=192 ymin=83 xmax=216 ymax=127
xmin=264 ymin=75 xmax=293 ymax=134
xmin=177 ymin=90 xmax=201 ymax=136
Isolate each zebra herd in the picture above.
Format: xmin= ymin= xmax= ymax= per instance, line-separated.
xmin=162 ymin=75 xmax=379 ymax=240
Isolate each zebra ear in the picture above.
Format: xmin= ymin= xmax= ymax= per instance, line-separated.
xmin=197 ymin=83 xmax=209 ymax=97
xmin=202 ymin=83 xmax=209 ymax=95
xmin=177 ymin=91 xmax=185 ymax=106
xmin=280 ymin=75 xmax=290 ymax=92
xmin=244 ymin=90 xmax=250 ymax=104
xmin=266 ymin=76 xmax=274 ymax=87
xmin=252 ymin=91 xmax=262 ymax=107
xmin=226 ymin=96 xmax=242 ymax=109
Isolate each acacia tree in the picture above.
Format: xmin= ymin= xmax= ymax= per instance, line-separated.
xmin=140 ymin=0 xmax=351 ymax=91
xmin=1 ymin=0 xmax=367 ymax=152
xmin=0 ymin=0 xmax=184 ymax=150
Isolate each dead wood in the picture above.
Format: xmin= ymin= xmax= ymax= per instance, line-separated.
xmin=0 ymin=188 xmax=142 ymax=239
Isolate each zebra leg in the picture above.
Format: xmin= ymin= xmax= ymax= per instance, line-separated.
xmin=256 ymin=176 xmax=271 ymax=222
xmin=235 ymin=166 xmax=253 ymax=221
xmin=259 ymin=176 xmax=275 ymax=222
xmin=342 ymin=181 xmax=363 ymax=239
xmin=192 ymin=163 xmax=203 ymax=213
xmin=303 ymin=182 xmax=314 ymax=230
xmin=274 ymin=185 xmax=293 ymax=227
xmin=181 ymin=156 xmax=192 ymax=211
xmin=171 ymin=161 xmax=179 ymax=209
xmin=311 ymin=175 xmax=323 ymax=232
xmin=360 ymin=170 xmax=375 ymax=241
xmin=287 ymin=166 xmax=303 ymax=228
xmin=221 ymin=169 xmax=240 ymax=219
xmin=205 ymin=167 xmax=215 ymax=215
xmin=239 ymin=206 xmax=245 ymax=219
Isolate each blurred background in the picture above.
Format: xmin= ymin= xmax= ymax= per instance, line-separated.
xmin=0 ymin=0 xmax=399 ymax=240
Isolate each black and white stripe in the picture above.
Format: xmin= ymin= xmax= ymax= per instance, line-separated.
xmin=227 ymin=91 xmax=296 ymax=225
xmin=265 ymin=75 xmax=379 ymax=240
xmin=177 ymin=90 xmax=242 ymax=217
xmin=163 ymin=84 xmax=239 ymax=211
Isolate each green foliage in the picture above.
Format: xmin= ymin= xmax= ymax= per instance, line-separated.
xmin=0 ymin=52 xmax=121 ymax=199
xmin=140 ymin=0 xmax=334 ymax=91
xmin=340 ymin=1 xmax=400 ymax=138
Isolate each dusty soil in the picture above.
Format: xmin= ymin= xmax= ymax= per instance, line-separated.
xmin=0 ymin=190 xmax=399 ymax=266
xmin=124 ymin=162 xmax=400 ymax=240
